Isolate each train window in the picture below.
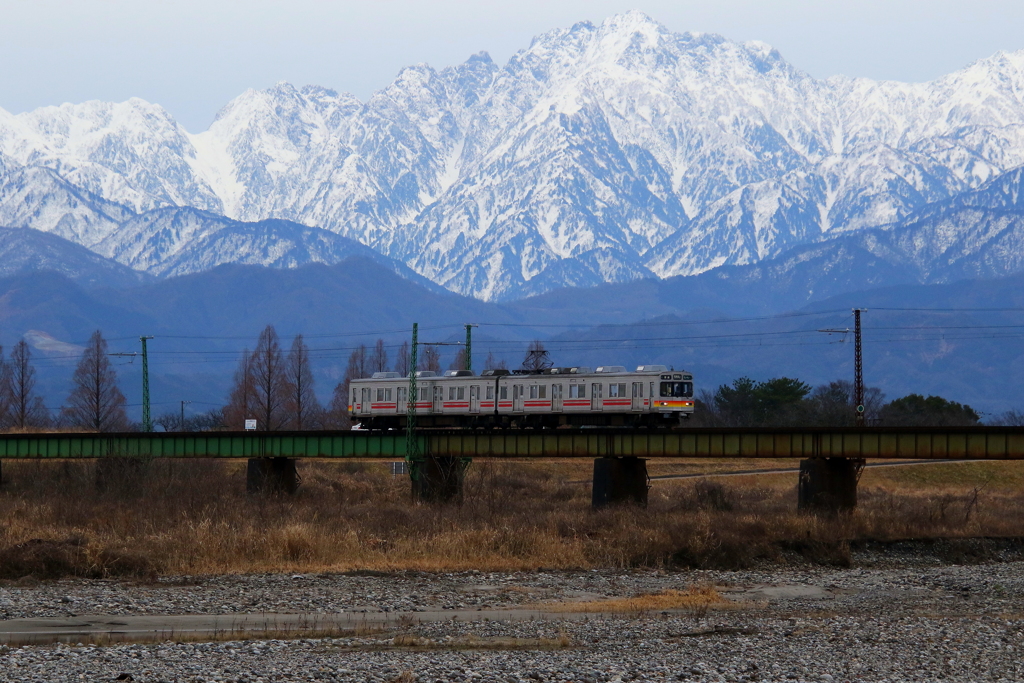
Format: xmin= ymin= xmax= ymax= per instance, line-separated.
xmin=619 ymin=383 xmax=627 ymax=397
xmin=551 ymin=384 xmax=562 ymax=399
xmin=486 ymin=386 xmax=494 ymax=400
xmin=500 ymin=386 xmax=508 ymax=400
xmin=385 ymin=388 xmax=393 ymax=402
xmin=448 ymin=387 xmax=456 ymax=400
xmin=529 ymin=385 xmax=539 ymax=399
xmin=397 ymin=387 xmax=406 ymax=402
xmin=539 ymin=385 xmax=547 ymax=399
xmin=457 ymin=386 xmax=465 ymax=400
xmin=632 ymin=383 xmax=641 ymax=397
xmin=569 ymin=384 xmax=585 ymax=398
xmin=592 ymin=383 xmax=602 ymax=397
xmin=660 ymin=382 xmax=694 ymax=397
xmin=376 ymin=388 xmax=384 ymax=402
xmin=351 ymin=389 xmax=356 ymax=405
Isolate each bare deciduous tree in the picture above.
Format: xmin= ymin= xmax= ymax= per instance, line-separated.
xmin=155 ymin=408 xmax=224 ymax=432
xmin=325 ymin=344 xmax=374 ymax=430
xmin=394 ymin=341 xmax=410 ymax=377
xmin=483 ymin=352 xmax=507 ymax=371
xmin=347 ymin=344 xmax=369 ymax=381
xmin=285 ymin=334 xmax=321 ymax=430
xmin=325 ymin=381 xmax=352 ymax=430
xmin=421 ymin=345 xmax=441 ymax=374
xmin=62 ymin=331 xmax=127 ymax=432
xmin=449 ymin=348 xmax=467 ymax=372
xmin=223 ymin=349 xmax=256 ymax=430
xmin=250 ymin=325 xmax=291 ymax=431
xmin=0 ymin=345 xmax=12 ymax=428
xmin=8 ymin=341 xmax=49 ymax=429
xmin=370 ymin=338 xmax=389 ymax=374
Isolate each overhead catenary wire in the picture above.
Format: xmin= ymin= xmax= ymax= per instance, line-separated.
xmin=22 ymin=305 xmax=1024 ymax=371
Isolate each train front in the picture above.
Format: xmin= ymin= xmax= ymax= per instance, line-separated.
xmin=654 ymin=371 xmax=695 ymax=419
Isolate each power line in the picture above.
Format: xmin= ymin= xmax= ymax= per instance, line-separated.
xmin=870 ymin=307 xmax=1024 ymax=312
xmin=477 ymin=309 xmax=850 ymax=328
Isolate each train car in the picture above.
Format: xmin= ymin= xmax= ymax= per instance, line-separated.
xmin=348 ymin=364 xmax=694 ymax=429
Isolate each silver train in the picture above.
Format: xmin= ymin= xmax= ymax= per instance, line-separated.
xmin=348 ymin=364 xmax=695 ymax=429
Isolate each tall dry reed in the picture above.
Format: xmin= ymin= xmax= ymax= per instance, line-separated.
xmin=0 ymin=458 xmax=1022 ymax=576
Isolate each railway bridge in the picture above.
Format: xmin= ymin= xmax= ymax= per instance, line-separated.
xmin=1 ymin=426 xmax=1022 ymax=511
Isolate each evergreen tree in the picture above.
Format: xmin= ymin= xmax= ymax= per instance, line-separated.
xmin=880 ymin=394 xmax=980 ymax=426
xmin=712 ymin=376 xmax=811 ymax=426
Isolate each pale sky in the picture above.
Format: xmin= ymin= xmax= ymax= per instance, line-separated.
xmin=2 ymin=0 xmax=1022 ymax=132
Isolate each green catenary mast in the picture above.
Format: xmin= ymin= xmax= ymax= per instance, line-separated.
xmin=464 ymin=323 xmax=478 ymax=372
xmin=140 ymin=336 xmax=154 ymax=432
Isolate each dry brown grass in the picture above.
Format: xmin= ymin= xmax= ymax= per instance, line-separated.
xmin=541 ymin=585 xmax=726 ymax=615
xmin=0 ymin=458 xmax=1022 ymax=577
xmin=389 ymin=633 xmax=572 ymax=650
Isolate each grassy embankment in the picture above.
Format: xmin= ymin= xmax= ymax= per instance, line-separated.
xmin=0 ymin=457 xmax=1022 ymax=577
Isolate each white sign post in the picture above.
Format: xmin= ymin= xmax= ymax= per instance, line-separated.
xmin=244 ymin=419 xmax=257 ymax=431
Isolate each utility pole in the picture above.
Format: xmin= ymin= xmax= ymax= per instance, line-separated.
xmin=140 ymin=336 xmax=154 ymax=432
xmin=180 ymin=400 xmax=192 ymax=431
xmin=853 ymin=309 xmax=866 ymax=427
xmin=464 ymin=323 xmax=478 ymax=372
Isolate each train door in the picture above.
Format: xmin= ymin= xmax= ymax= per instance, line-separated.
xmin=469 ymin=385 xmax=480 ymax=413
xmin=631 ymin=382 xmax=644 ymax=411
xmin=591 ymin=383 xmax=603 ymax=411
xmin=397 ymin=386 xmax=407 ymax=413
xmin=432 ymin=385 xmax=443 ymax=413
xmin=551 ymin=383 xmax=563 ymax=412
xmin=513 ymin=384 xmax=525 ymax=412
xmin=360 ymin=387 xmax=372 ymax=416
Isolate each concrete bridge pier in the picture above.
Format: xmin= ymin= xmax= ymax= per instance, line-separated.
xmin=246 ymin=457 xmax=298 ymax=494
xmin=592 ymin=456 xmax=649 ymax=508
xmin=411 ymin=456 xmax=468 ymax=503
xmin=798 ymin=457 xmax=864 ymax=513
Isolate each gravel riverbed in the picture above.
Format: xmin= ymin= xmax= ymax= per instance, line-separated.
xmin=1 ymin=555 xmax=1023 ymax=682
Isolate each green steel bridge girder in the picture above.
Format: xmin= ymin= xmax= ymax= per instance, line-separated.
xmin=0 ymin=432 xmax=426 ymax=460
xmin=1 ymin=427 xmax=1024 ymax=460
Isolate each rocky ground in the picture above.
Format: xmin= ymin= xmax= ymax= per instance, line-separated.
xmin=1 ymin=550 xmax=1022 ymax=682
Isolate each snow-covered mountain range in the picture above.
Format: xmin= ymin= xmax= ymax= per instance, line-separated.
xmin=2 ymin=11 xmax=1024 ymax=300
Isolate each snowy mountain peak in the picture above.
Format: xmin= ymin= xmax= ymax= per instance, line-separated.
xmin=2 ymin=13 xmax=1024 ymax=301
